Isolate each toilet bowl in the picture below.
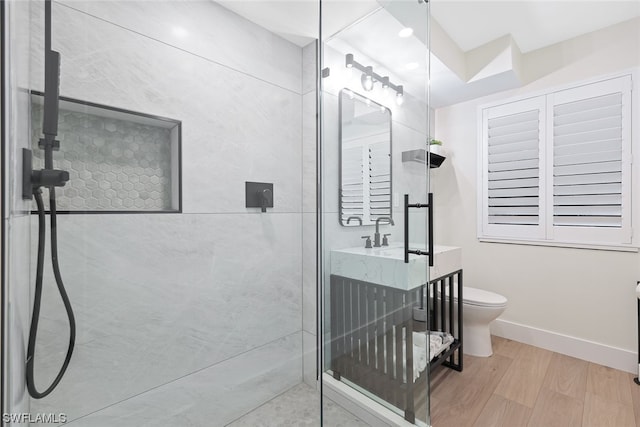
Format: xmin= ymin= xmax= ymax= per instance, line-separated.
xmin=442 ymin=286 xmax=507 ymax=357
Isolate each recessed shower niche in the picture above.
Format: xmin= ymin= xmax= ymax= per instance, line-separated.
xmin=30 ymin=92 xmax=181 ymax=212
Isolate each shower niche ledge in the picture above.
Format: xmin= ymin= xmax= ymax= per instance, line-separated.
xmin=30 ymin=92 xmax=182 ymax=213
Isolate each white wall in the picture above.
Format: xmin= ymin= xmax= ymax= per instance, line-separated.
xmin=433 ymin=18 xmax=640 ymax=371
xmin=23 ymin=1 xmax=307 ymax=425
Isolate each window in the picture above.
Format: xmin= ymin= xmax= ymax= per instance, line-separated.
xmin=479 ymin=74 xmax=633 ymax=247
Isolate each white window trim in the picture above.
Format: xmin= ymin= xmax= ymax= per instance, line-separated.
xmin=477 ymin=70 xmax=638 ymax=250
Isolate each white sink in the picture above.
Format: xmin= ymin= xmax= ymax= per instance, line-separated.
xmin=330 ymin=243 xmax=461 ymax=291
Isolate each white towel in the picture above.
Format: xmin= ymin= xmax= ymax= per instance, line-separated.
xmin=410 ymin=331 xmax=454 ymax=381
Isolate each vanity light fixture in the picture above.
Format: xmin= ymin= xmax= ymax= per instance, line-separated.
xmin=396 ymin=85 xmax=404 ymax=106
xmin=345 ymin=53 xmax=354 ymax=68
xmin=381 ymin=76 xmax=390 ymax=94
xmin=345 ymin=53 xmax=404 ymax=105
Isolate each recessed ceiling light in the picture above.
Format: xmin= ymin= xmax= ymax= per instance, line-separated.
xmin=405 ymin=62 xmax=419 ymax=70
xmin=172 ymin=26 xmax=189 ymax=38
xmin=398 ymin=27 xmax=413 ymax=38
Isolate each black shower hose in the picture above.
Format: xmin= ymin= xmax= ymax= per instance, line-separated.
xmin=26 ymin=186 xmax=76 ymax=399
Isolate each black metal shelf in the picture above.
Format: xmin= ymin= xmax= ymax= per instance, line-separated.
xmin=431 ymin=339 xmax=462 ymax=371
xmin=401 ymin=149 xmax=445 ymax=168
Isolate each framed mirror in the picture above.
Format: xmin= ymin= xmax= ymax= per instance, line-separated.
xmin=339 ymin=89 xmax=392 ymax=226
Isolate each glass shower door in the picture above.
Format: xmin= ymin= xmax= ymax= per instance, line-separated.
xmin=3 ymin=0 xmax=322 ymax=425
xmin=320 ymin=0 xmax=433 ymax=425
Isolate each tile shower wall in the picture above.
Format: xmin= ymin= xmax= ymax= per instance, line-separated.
xmin=26 ymin=1 xmax=305 ymax=425
xmin=30 ymin=104 xmax=175 ymax=211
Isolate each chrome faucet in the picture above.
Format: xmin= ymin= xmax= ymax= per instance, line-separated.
xmin=374 ymin=217 xmax=394 ymax=247
xmin=346 ymin=216 xmax=362 ymax=225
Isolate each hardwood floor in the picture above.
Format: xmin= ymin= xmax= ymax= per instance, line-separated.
xmin=428 ymin=336 xmax=640 ymax=427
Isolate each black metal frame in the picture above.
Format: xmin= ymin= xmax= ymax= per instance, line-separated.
xmin=428 ymin=269 xmax=463 ymax=372
xmin=338 ymin=88 xmax=392 ymax=227
xmin=28 ymin=90 xmax=183 ymax=215
xmin=404 ymin=193 xmax=434 ymax=266
xmin=329 ymin=269 xmax=463 ymax=423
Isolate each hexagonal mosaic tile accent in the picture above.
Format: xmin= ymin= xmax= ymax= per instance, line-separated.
xmin=31 ymin=103 xmax=177 ymax=212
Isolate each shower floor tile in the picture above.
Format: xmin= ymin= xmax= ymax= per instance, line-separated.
xmin=226 ymin=383 xmax=369 ymax=426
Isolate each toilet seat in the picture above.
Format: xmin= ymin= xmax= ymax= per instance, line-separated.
xmin=441 ymin=286 xmax=507 ymax=308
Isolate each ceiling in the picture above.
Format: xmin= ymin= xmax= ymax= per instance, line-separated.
xmin=431 ymin=1 xmax=640 ymax=53
xmin=219 ymin=0 xmax=640 ymax=51
xmin=218 ymin=0 xmax=640 ymax=106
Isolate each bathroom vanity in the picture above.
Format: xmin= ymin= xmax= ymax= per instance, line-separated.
xmin=328 ymin=244 xmax=463 ymax=423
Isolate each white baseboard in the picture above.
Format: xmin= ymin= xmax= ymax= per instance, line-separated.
xmin=491 ymin=319 xmax=638 ymax=374
xmin=322 ymin=374 xmax=426 ymax=427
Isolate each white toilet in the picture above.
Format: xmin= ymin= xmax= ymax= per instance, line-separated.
xmin=443 ymin=286 xmax=508 ymax=357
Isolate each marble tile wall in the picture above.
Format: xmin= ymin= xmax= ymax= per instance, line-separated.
xmin=64 ymin=333 xmax=301 ymax=427
xmin=21 ymin=1 xmax=309 ymax=424
xmin=30 ymin=2 xmax=303 ymax=216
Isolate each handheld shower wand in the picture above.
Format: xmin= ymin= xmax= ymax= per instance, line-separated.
xmin=22 ymin=0 xmax=76 ymax=399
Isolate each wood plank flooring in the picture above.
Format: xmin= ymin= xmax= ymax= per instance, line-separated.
xmin=427 ymin=336 xmax=640 ymax=427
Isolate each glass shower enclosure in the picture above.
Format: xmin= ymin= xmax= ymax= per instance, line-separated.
xmin=320 ymin=0 xmax=434 ymax=425
xmin=1 ymin=0 xmax=434 ymax=425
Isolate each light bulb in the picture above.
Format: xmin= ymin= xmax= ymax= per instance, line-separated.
xmin=361 ymin=71 xmax=374 ymax=91
xmin=345 ymin=53 xmax=354 ymax=68
xmin=396 ymin=85 xmax=404 ymax=106
xmin=381 ymin=76 xmax=390 ymax=95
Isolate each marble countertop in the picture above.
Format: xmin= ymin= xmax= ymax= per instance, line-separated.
xmin=330 ymin=243 xmax=462 ymax=291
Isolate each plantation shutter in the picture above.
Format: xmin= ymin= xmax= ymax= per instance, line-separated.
xmin=341 ymin=145 xmax=364 ymax=223
xmin=369 ymin=140 xmax=391 ymax=221
xmin=481 ymin=97 xmax=546 ymax=239
xmin=480 ymin=74 xmax=633 ymax=246
xmin=549 ymin=75 xmax=632 ymax=244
